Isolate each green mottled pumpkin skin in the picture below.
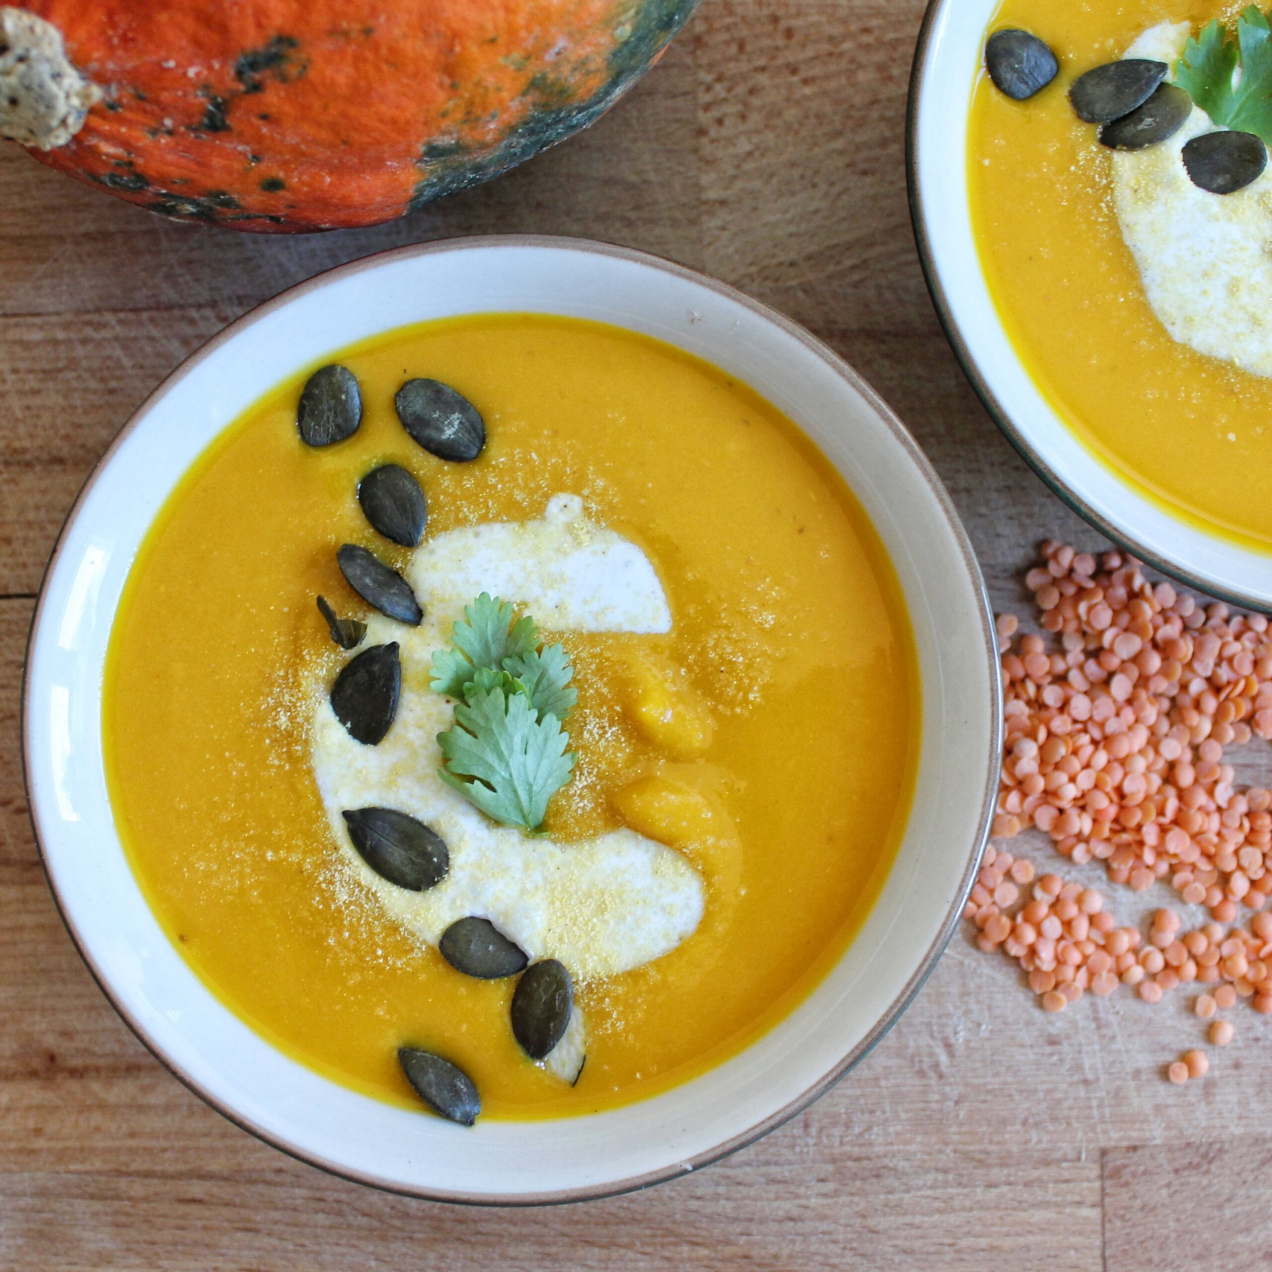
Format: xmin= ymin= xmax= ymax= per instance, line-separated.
xmin=25 ymin=0 xmax=700 ymax=232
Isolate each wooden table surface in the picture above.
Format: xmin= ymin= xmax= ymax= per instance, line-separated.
xmin=2 ymin=3 xmax=1267 ymax=1269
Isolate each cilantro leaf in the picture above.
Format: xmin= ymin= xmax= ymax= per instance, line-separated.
xmin=1230 ymin=7 xmax=1272 ymax=141
xmin=437 ymin=685 xmax=575 ymax=831
xmin=503 ymin=643 xmax=577 ymax=723
xmin=430 ymin=593 xmax=538 ymax=697
xmin=468 ymin=665 xmax=530 ymax=701
xmin=431 ymin=645 xmax=478 ymax=700
xmin=431 ymin=594 xmax=578 ymax=828
xmin=1176 ymin=19 xmax=1238 ymax=122
xmin=1175 ymin=8 xmax=1272 ymax=145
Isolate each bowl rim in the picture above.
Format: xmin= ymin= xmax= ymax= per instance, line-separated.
xmin=906 ymin=2 xmax=1270 ymax=613
xmin=21 ymin=233 xmax=1001 ymax=1205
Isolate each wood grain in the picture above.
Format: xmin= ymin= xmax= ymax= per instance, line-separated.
xmin=0 ymin=1148 xmax=1104 ymax=1272
xmin=1103 ymin=1139 xmax=1272 ymax=1272
xmin=2 ymin=0 xmax=1267 ymax=1266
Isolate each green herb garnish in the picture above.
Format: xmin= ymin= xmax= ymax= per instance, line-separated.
xmin=431 ymin=593 xmax=537 ymax=697
xmin=503 ymin=644 xmax=578 ymax=724
xmin=432 ymin=593 xmax=577 ymax=831
xmin=1176 ymin=8 xmax=1272 ymax=145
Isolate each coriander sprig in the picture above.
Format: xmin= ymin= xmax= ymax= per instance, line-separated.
xmin=1176 ymin=8 xmax=1272 ymax=146
xmin=432 ymin=593 xmax=576 ymax=831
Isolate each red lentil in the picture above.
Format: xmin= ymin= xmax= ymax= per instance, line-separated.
xmin=970 ymin=543 xmax=1272 ymax=1083
xmin=996 ymin=545 xmax=1272 ymax=916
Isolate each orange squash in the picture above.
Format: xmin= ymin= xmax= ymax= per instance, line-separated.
xmin=0 ymin=1 xmax=697 ymax=232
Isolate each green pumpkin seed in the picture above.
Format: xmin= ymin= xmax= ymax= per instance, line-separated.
xmin=342 ymin=807 xmax=449 ymax=890
xmin=1070 ymin=59 xmax=1166 ymax=124
xmin=398 ymin=1048 xmax=480 ymax=1126
xmin=1098 ymin=83 xmax=1191 ymax=150
xmin=511 ymin=959 xmax=573 ymax=1060
xmin=440 ymin=917 xmax=529 ymax=979
xmin=316 ymin=595 xmax=365 ymax=650
xmin=336 ymin=544 xmax=423 ymax=625
xmin=395 ymin=379 xmax=486 ymax=462
xmin=358 ymin=464 xmax=427 ymax=547
xmin=985 ymin=29 xmax=1058 ymax=101
xmin=330 ymin=642 xmax=400 ymax=744
xmin=297 ymin=364 xmax=362 ymax=447
xmin=1182 ymin=129 xmax=1268 ymax=194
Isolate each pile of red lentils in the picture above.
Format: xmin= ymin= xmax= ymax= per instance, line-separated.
xmin=969 ymin=540 xmax=1272 ymax=1083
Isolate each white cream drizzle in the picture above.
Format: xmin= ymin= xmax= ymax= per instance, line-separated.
xmin=1112 ymin=21 xmax=1272 ymax=380
xmin=310 ymin=496 xmax=702 ymax=985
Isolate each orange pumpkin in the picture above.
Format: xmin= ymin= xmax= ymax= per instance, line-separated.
xmin=0 ymin=1 xmax=697 ymax=232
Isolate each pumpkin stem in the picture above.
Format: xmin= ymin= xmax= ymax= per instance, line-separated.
xmin=0 ymin=7 xmax=100 ymax=150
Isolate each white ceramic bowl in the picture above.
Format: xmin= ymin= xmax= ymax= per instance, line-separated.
xmin=910 ymin=4 xmax=1272 ymax=609
xmin=23 ymin=237 xmax=999 ymax=1203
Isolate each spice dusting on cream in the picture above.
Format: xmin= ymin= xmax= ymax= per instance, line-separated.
xmin=410 ymin=493 xmax=672 ymax=635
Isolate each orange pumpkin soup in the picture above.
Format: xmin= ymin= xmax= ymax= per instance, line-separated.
xmin=969 ymin=0 xmax=1272 ymax=550
xmin=103 ymin=313 xmax=918 ymax=1120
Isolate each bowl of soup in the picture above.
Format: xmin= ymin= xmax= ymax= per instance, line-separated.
xmin=23 ymin=236 xmax=998 ymax=1202
xmin=911 ymin=0 xmax=1272 ymax=607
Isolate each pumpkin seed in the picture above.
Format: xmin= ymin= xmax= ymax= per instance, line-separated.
xmin=439 ymin=917 xmax=529 ymax=979
xmin=398 ymin=1048 xmax=480 ymax=1126
xmin=1098 ymin=83 xmax=1191 ymax=150
xmin=336 ymin=544 xmax=423 ymax=625
xmin=510 ymin=959 xmax=573 ymax=1060
xmin=330 ymin=642 xmax=400 ymax=744
xmin=297 ymin=364 xmax=362 ymax=447
xmin=316 ymin=595 xmax=366 ymax=650
xmin=1070 ymin=59 xmax=1167 ymax=124
xmin=395 ymin=379 xmax=486 ymax=462
xmin=342 ymin=807 xmax=449 ymax=890
xmin=1182 ymin=129 xmax=1268 ymax=194
xmin=985 ymin=29 xmax=1058 ymax=101
xmin=358 ymin=464 xmax=427 ymax=547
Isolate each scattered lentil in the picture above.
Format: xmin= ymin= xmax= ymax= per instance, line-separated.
xmin=970 ymin=542 xmax=1272 ymax=1083
xmin=998 ymin=544 xmax=1272 ymax=913
xmin=1184 ymin=1048 xmax=1209 ymax=1078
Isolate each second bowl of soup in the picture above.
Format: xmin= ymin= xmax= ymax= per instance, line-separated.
xmin=912 ymin=0 xmax=1272 ymax=606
